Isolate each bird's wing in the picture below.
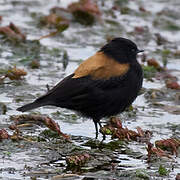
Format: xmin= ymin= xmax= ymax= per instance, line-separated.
xmin=72 ymin=52 xmax=129 ymax=80
xmin=42 ymin=71 xmax=129 ymax=109
xmin=36 ymin=52 xmax=130 ymax=109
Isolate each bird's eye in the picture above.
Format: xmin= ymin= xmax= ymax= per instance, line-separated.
xmin=131 ymin=48 xmax=136 ymax=52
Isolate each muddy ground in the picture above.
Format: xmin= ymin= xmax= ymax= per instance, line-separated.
xmin=0 ymin=0 xmax=180 ymax=179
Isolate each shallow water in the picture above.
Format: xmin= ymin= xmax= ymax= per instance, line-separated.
xmin=0 ymin=0 xmax=180 ymax=179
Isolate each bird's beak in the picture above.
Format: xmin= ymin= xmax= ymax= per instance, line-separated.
xmin=137 ymin=49 xmax=144 ymax=54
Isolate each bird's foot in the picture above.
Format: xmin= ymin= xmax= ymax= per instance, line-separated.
xmin=94 ymin=120 xmax=106 ymax=140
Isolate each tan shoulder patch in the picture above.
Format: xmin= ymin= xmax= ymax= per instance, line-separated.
xmin=72 ymin=52 xmax=129 ymax=80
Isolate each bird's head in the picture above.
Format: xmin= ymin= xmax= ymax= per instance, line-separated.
xmin=100 ymin=37 xmax=143 ymax=64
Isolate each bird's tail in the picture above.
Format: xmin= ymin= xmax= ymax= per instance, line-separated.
xmin=17 ymin=100 xmax=48 ymax=112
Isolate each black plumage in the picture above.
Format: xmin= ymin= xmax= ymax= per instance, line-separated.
xmin=17 ymin=37 xmax=143 ymax=138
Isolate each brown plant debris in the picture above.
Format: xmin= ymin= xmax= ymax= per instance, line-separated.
xmin=155 ymin=33 xmax=169 ymax=45
xmin=0 ymin=66 xmax=27 ymax=82
xmin=39 ymin=12 xmax=69 ymax=40
xmin=155 ymin=138 xmax=180 ymax=156
xmin=10 ymin=114 xmax=69 ymax=139
xmin=6 ymin=66 xmax=27 ymax=80
xmin=9 ymin=124 xmax=37 ymax=142
xmin=29 ymin=60 xmax=40 ymax=69
xmin=68 ymin=0 xmax=101 ymax=16
xmin=0 ymin=22 xmax=26 ymax=41
xmin=166 ymin=80 xmax=180 ymax=90
xmin=10 ymin=126 xmax=23 ymax=141
xmin=139 ymin=6 xmax=148 ymax=12
xmin=41 ymin=13 xmax=69 ymax=28
xmin=147 ymin=143 xmax=172 ymax=162
xmin=176 ymin=173 xmax=180 ymax=180
xmin=147 ymin=58 xmax=163 ymax=71
xmin=68 ymin=0 xmax=101 ymax=25
xmin=0 ymin=126 xmax=30 ymax=142
xmin=38 ymin=28 xmax=67 ymax=40
xmin=100 ymin=117 xmax=152 ymax=142
xmin=145 ymin=57 xmax=180 ymax=90
xmin=44 ymin=116 xmax=69 ymax=139
xmin=136 ymin=127 xmax=152 ymax=143
xmin=0 ymin=129 xmax=9 ymax=140
xmin=66 ymin=152 xmax=91 ymax=168
xmin=134 ymin=26 xmax=147 ymax=34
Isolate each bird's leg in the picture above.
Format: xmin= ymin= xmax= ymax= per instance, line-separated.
xmin=93 ymin=119 xmax=101 ymax=139
xmin=94 ymin=121 xmax=98 ymax=139
xmin=98 ymin=121 xmax=102 ymax=128
xmin=93 ymin=120 xmax=105 ymax=140
xmin=98 ymin=121 xmax=106 ymax=140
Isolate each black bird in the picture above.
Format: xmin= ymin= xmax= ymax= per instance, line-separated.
xmin=17 ymin=37 xmax=143 ymax=138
